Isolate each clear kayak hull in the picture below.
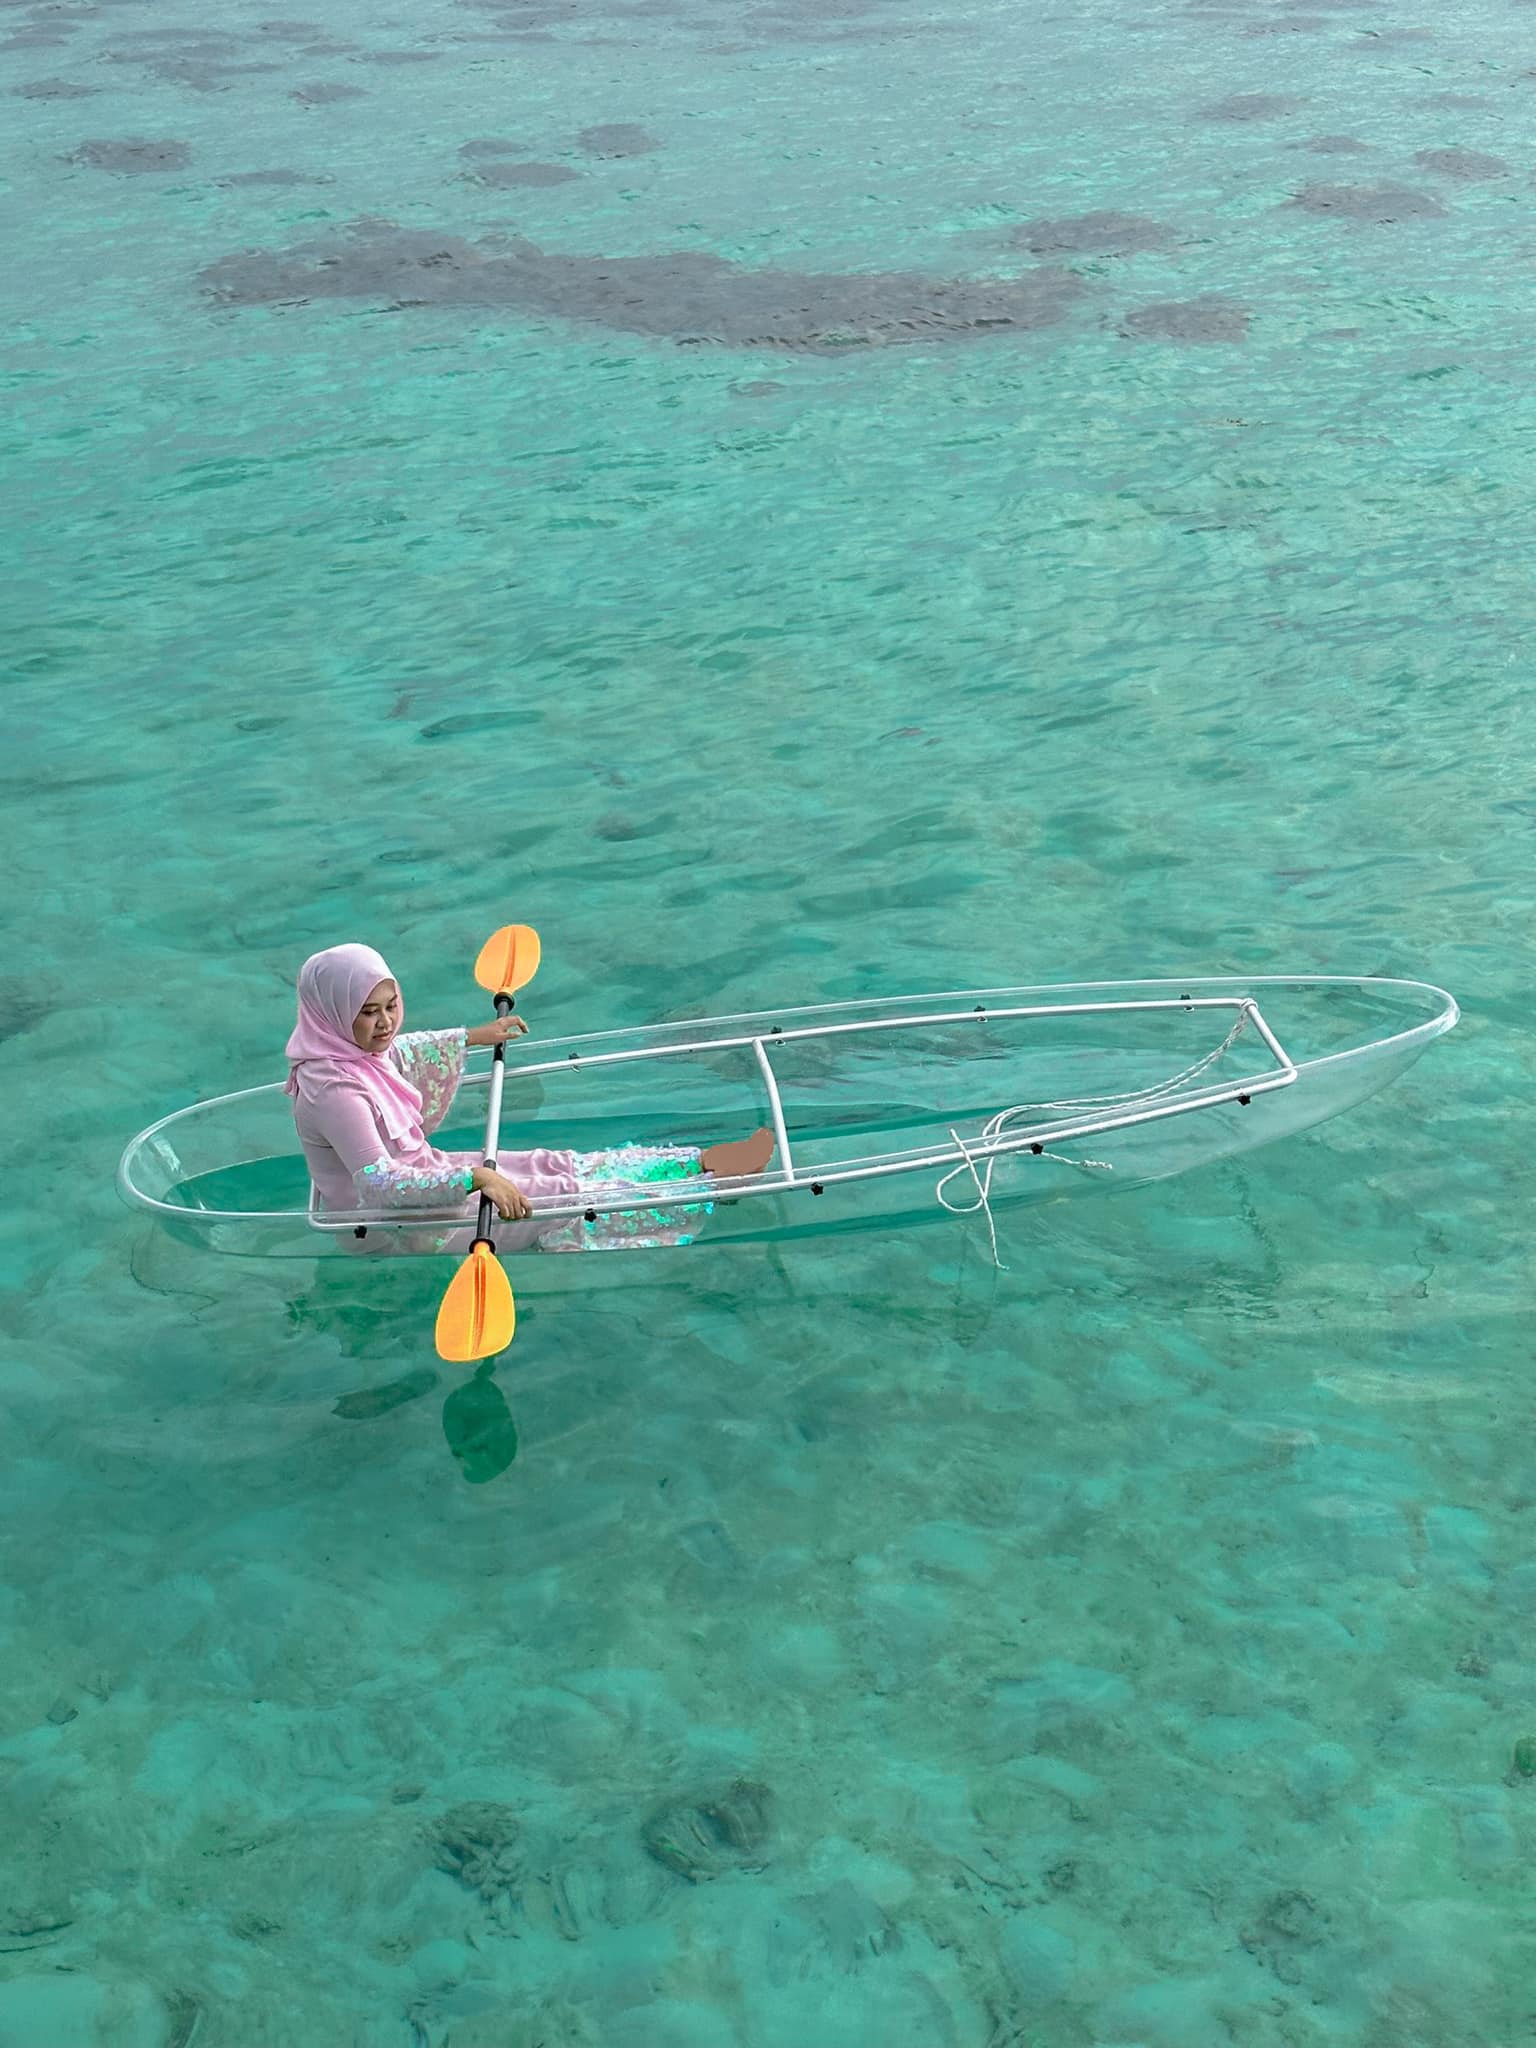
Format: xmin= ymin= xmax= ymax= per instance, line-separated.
xmin=116 ymin=976 xmax=1457 ymax=1262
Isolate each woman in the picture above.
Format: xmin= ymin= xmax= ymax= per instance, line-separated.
xmin=285 ymin=944 xmax=774 ymax=1254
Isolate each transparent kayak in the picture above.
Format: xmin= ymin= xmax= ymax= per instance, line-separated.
xmin=116 ymin=976 xmax=1457 ymax=1261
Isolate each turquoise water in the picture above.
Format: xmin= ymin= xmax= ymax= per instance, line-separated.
xmin=4 ymin=0 xmax=1534 ymax=2033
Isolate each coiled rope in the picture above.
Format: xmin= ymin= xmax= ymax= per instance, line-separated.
xmin=937 ymin=1006 xmax=1252 ymax=1269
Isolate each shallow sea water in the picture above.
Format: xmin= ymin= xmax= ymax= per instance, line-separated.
xmin=4 ymin=0 xmax=1536 ymax=2038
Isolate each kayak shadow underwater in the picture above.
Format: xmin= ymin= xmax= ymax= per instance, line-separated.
xmin=288 ymin=1264 xmax=519 ymax=1485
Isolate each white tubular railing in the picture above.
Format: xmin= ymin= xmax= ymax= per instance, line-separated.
xmin=465 ymin=996 xmax=1266 ymax=1085
xmin=751 ymin=1037 xmax=796 ymax=1185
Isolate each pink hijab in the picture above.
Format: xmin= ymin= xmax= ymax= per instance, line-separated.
xmin=283 ymin=943 xmax=424 ymax=1143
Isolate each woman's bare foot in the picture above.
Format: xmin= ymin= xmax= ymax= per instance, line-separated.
xmin=700 ymin=1126 xmax=776 ymax=1177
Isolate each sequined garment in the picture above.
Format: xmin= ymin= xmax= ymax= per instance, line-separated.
xmin=294 ymin=1027 xmax=712 ymax=1252
xmin=540 ymin=1145 xmax=715 ymax=1253
xmin=395 ymin=1028 xmax=465 ymax=1136
xmin=367 ymin=1143 xmax=713 ymax=1256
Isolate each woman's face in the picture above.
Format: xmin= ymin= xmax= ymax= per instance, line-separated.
xmin=352 ymin=978 xmax=401 ymax=1052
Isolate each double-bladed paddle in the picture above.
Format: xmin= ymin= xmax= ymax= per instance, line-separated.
xmin=433 ymin=923 xmax=542 ymax=1363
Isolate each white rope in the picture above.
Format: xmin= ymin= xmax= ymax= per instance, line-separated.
xmin=942 ymin=1124 xmax=1003 ymax=1266
xmin=936 ymin=1009 xmax=1250 ymax=1269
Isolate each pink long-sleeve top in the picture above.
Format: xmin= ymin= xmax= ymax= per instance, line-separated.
xmin=291 ymin=1027 xmax=579 ymax=1214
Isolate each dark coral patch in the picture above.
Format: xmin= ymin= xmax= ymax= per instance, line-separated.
xmin=68 ymin=136 xmax=191 ymax=172
xmin=577 ymin=122 xmax=660 ymax=155
xmin=1012 ymin=211 xmax=1175 ymax=254
xmin=199 ymin=221 xmax=1089 ymax=351
xmin=1119 ymin=294 xmax=1250 ymax=342
xmin=459 ymin=138 xmax=527 ymax=158
xmin=219 ymin=167 xmax=336 ymax=186
xmin=431 ymin=1803 xmax=521 ymax=1907
xmin=1286 ymin=181 xmax=1447 ymax=219
xmin=735 ymin=0 xmax=889 ymax=38
xmin=642 ymin=1781 xmax=772 ymax=1883
xmin=1199 ymin=92 xmax=1305 ymax=120
xmin=150 ymin=58 xmax=286 ymax=89
xmin=14 ymin=75 xmax=99 ymax=96
xmin=1414 ymin=146 xmax=1508 ymax=180
xmin=471 ymin=161 xmax=582 ymax=186
xmin=291 ymin=80 xmax=367 ymax=103
xmin=100 ymin=27 xmax=244 ymax=42
xmin=100 ymin=35 xmax=243 ymax=64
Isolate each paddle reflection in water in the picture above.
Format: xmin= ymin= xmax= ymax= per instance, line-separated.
xmin=442 ymin=1361 xmax=518 ymax=1484
xmin=287 ymin=1266 xmax=518 ymax=1477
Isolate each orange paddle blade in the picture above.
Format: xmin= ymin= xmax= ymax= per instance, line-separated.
xmin=435 ymin=1242 xmax=516 ymax=1363
xmin=474 ymin=924 xmax=541 ymax=999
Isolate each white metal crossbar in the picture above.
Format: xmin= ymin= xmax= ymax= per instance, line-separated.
xmin=751 ymin=1036 xmax=797 ymax=1184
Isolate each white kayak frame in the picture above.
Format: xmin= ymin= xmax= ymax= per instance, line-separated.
xmin=116 ymin=975 xmax=1458 ymax=1254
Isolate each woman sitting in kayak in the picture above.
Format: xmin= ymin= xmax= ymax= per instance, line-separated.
xmin=285 ymin=944 xmax=774 ymax=1253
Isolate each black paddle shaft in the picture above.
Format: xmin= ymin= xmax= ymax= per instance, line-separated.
xmin=472 ymin=991 xmax=516 ymax=1247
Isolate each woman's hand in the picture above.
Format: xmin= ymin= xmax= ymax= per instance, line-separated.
xmin=466 ymin=1016 xmax=529 ymax=1048
xmin=471 ymin=1166 xmax=533 ymax=1220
